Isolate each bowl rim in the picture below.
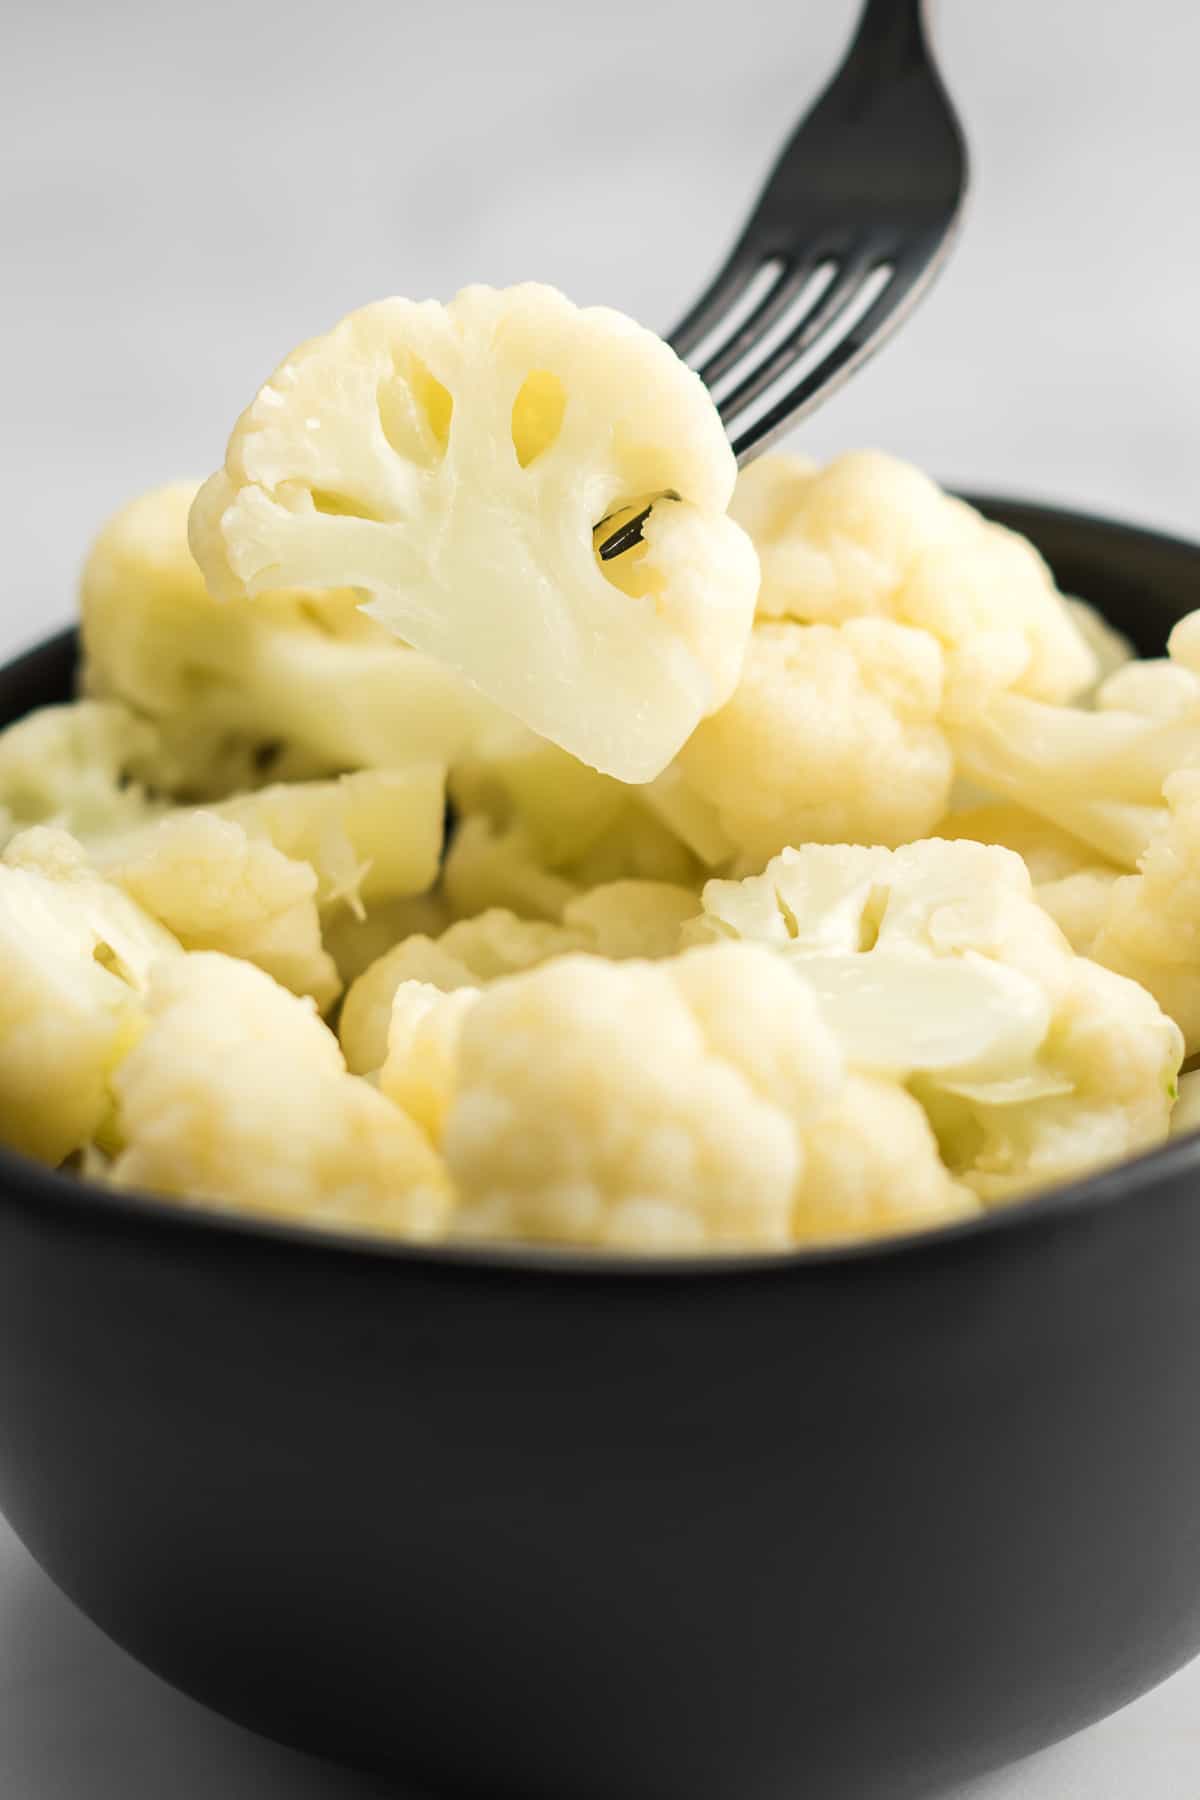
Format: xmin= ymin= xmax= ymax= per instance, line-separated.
xmin=4 ymin=487 xmax=1200 ymax=1282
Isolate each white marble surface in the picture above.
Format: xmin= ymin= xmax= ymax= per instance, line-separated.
xmin=2 ymin=0 xmax=1199 ymax=1793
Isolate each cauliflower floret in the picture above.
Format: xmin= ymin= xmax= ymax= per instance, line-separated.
xmin=731 ymin=450 xmax=1095 ymax=713
xmin=941 ymin=806 xmax=1127 ymax=967
xmin=440 ymin=944 xmax=972 ymax=1250
xmin=650 ymin=619 xmax=952 ymax=867
xmin=91 ymin=810 xmax=340 ymax=1012
xmin=948 ymin=612 xmax=1200 ymax=870
xmin=79 ymin=765 xmax=445 ymax=1014
xmin=189 ymin=283 xmax=760 ymax=782
xmin=0 ymin=828 xmax=181 ymax=1162
xmin=340 ymin=885 xmax=701 ymax=1076
xmin=1057 ymin=770 xmax=1200 ymax=1054
xmin=340 ymin=909 xmax=585 ymax=1074
xmin=694 ymin=839 xmax=1182 ymax=1198
xmin=107 ymin=952 xmax=452 ymax=1238
xmin=81 ymin=482 xmax=508 ymax=798
xmin=0 ymin=700 xmax=165 ymax=847
xmin=98 ymin=763 xmax=444 ymax=914
xmin=212 ymin=766 xmax=445 ymax=914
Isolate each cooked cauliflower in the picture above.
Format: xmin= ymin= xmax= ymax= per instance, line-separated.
xmin=693 ymin=839 xmax=1182 ymax=1198
xmin=440 ymin=944 xmax=974 ymax=1250
xmin=0 ymin=828 xmax=180 ymax=1162
xmin=651 ymin=618 xmax=953 ymax=866
xmin=82 ymin=481 xmax=508 ymax=797
xmin=91 ymin=809 xmax=340 ymax=1011
xmin=211 ymin=766 xmax=445 ymax=914
xmin=949 ymin=612 xmax=1200 ymax=869
xmin=4 ymin=394 xmax=1184 ymax=1254
xmin=340 ymin=884 xmax=700 ymax=1076
xmin=1048 ymin=770 xmax=1200 ymax=1055
xmin=0 ymin=700 xmax=165 ymax=847
xmin=74 ymin=763 xmax=445 ymax=1014
xmin=189 ymin=283 xmax=760 ymax=781
xmin=108 ymin=952 xmax=452 ymax=1238
xmin=730 ymin=450 xmax=1096 ymax=714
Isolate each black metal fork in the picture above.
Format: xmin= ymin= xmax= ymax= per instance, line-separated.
xmin=676 ymin=0 xmax=968 ymax=464
xmin=600 ymin=0 xmax=968 ymax=561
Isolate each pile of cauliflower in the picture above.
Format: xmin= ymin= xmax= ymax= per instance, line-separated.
xmin=3 ymin=280 xmax=1195 ymax=1254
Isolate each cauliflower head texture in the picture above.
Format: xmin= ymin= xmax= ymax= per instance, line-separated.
xmin=189 ymin=283 xmax=760 ymax=781
xmin=439 ymin=943 xmax=974 ymax=1251
xmin=730 ymin=450 xmax=1096 ymax=715
xmin=949 ymin=612 xmax=1200 ymax=870
xmin=0 ymin=828 xmax=181 ymax=1162
xmin=108 ymin=952 xmax=452 ymax=1238
xmin=1048 ymin=770 xmax=1200 ymax=1055
xmin=693 ymin=839 xmax=1182 ymax=1198
xmin=82 ymin=481 xmax=508 ymax=797
xmin=653 ymin=618 xmax=953 ymax=866
xmin=0 ymin=700 xmax=166 ymax=848
xmin=339 ymin=884 xmax=699 ymax=1077
xmin=91 ymin=809 xmax=340 ymax=1011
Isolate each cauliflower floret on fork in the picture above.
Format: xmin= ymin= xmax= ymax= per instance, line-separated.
xmin=189 ymin=283 xmax=760 ymax=782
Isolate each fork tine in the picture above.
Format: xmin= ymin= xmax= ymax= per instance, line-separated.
xmin=715 ymin=253 xmax=879 ymax=424
xmin=697 ymin=257 xmax=817 ymax=388
xmin=729 ymin=257 xmax=929 ymax=461
xmin=667 ymin=254 xmax=763 ymax=361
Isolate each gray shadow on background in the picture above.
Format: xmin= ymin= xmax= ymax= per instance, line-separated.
xmin=0 ymin=1524 xmax=423 ymax=1800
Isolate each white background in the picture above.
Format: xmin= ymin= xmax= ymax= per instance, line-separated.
xmin=2 ymin=0 xmax=1199 ymax=1793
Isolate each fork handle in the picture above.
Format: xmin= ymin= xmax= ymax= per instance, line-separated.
xmin=842 ymin=0 xmax=935 ymax=82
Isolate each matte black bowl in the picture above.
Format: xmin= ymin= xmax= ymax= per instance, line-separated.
xmin=2 ymin=496 xmax=1200 ymax=1800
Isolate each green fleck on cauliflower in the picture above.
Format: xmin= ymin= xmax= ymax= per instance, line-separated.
xmin=0 ymin=828 xmax=181 ymax=1162
xmin=107 ymin=952 xmax=452 ymax=1239
xmin=693 ymin=839 xmax=1183 ymax=1200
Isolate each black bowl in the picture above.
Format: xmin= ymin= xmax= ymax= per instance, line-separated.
xmin=2 ymin=495 xmax=1200 ymax=1800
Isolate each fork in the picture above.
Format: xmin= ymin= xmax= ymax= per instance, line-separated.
xmin=598 ymin=0 xmax=967 ymax=559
